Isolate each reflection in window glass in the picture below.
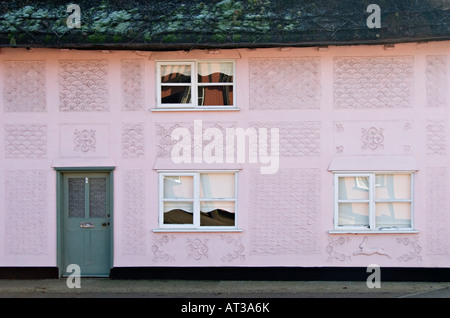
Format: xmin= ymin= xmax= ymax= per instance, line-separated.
xmin=338 ymin=203 xmax=369 ymax=227
xmin=161 ymin=65 xmax=191 ymax=83
xmin=197 ymin=62 xmax=234 ymax=83
xmin=198 ymin=86 xmax=233 ymax=106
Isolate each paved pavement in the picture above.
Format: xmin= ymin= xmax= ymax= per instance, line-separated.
xmin=1 ymin=278 xmax=450 ymax=298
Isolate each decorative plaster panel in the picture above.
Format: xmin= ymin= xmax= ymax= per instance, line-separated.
xmin=59 ymin=60 xmax=108 ymax=112
xmin=59 ymin=124 xmax=109 ymax=157
xmin=334 ymin=120 xmax=413 ymax=155
xmin=426 ymin=167 xmax=449 ymax=255
xmin=249 ymin=168 xmax=321 ymax=255
xmin=121 ymin=60 xmax=145 ymax=111
xmin=156 ymin=121 xmax=236 ymax=158
xmin=3 ymin=61 xmax=46 ymax=112
xmin=334 ymin=56 xmax=414 ymax=109
xmin=426 ymin=55 xmax=448 ymax=108
xmin=122 ymin=170 xmax=146 ymax=254
xmin=249 ymin=58 xmax=320 ymax=109
xmin=5 ymin=171 xmax=47 ymax=254
xmin=4 ymin=124 xmax=47 ymax=159
xmin=426 ymin=120 xmax=446 ymax=155
xmin=250 ymin=121 xmax=320 ymax=156
xmin=122 ymin=123 xmax=145 ymax=158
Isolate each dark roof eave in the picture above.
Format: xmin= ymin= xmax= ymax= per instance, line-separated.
xmin=2 ymin=36 xmax=450 ymax=51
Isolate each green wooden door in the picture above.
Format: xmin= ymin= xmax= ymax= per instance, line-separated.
xmin=62 ymin=173 xmax=111 ymax=277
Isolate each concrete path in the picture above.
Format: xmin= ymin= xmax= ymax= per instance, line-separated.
xmin=1 ymin=279 xmax=450 ymax=298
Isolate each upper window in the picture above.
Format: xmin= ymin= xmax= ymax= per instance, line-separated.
xmin=158 ymin=171 xmax=237 ymax=230
xmin=156 ymin=61 xmax=235 ymax=108
xmin=334 ymin=172 xmax=414 ymax=232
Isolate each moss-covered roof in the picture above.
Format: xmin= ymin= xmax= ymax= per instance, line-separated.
xmin=0 ymin=0 xmax=449 ymax=50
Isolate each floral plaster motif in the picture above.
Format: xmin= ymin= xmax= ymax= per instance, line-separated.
xmin=361 ymin=127 xmax=384 ymax=151
xmin=152 ymin=235 xmax=176 ymax=263
xmin=187 ymin=238 xmax=208 ymax=260
xmin=220 ymin=235 xmax=245 ymax=263
xmin=326 ymin=237 xmax=352 ymax=262
xmin=73 ymin=129 xmax=96 ymax=153
xmin=397 ymin=237 xmax=422 ymax=262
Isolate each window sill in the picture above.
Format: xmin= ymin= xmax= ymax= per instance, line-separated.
xmin=153 ymin=228 xmax=243 ymax=233
xmin=328 ymin=229 xmax=419 ymax=234
xmin=151 ymin=107 xmax=240 ymax=112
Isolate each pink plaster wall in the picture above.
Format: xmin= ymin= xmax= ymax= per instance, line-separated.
xmin=0 ymin=41 xmax=449 ymax=269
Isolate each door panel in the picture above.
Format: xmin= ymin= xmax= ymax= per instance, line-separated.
xmin=62 ymin=173 xmax=111 ymax=277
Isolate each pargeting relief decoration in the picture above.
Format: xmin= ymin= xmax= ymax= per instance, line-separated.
xmin=353 ymin=236 xmax=391 ymax=258
xmin=361 ymin=127 xmax=384 ymax=151
xmin=59 ymin=60 xmax=108 ymax=112
xmin=426 ymin=167 xmax=449 ymax=255
xmin=426 ymin=55 xmax=447 ymax=108
xmin=250 ymin=121 xmax=320 ymax=156
xmin=250 ymin=169 xmax=321 ymax=255
xmin=397 ymin=237 xmax=422 ymax=262
xmin=187 ymin=238 xmax=209 ymax=260
xmin=426 ymin=120 xmax=446 ymax=155
xmin=334 ymin=56 xmax=414 ymax=109
xmin=73 ymin=129 xmax=96 ymax=153
xmin=156 ymin=122 xmax=236 ymax=158
xmin=5 ymin=124 xmax=47 ymax=159
xmin=3 ymin=60 xmax=46 ymax=112
xmin=5 ymin=170 xmax=48 ymax=254
xmin=152 ymin=235 xmax=176 ymax=263
xmin=123 ymin=170 xmax=146 ymax=255
xmin=326 ymin=236 xmax=352 ymax=262
xmin=220 ymin=235 xmax=245 ymax=263
xmin=334 ymin=120 xmax=412 ymax=155
xmin=121 ymin=59 xmax=145 ymax=111
xmin=327 ymin=236 xmax=422 ymax=263
xmin=249 ymin=58 xmax=320 ymax=110
xmin=122 ymin=123 xmax=145 ymax=158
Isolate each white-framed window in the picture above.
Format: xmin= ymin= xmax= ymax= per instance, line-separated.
xmin=156 ymin=61 xmax=235 ymax=109
xmin=333 ymin=172 xmax=415 ymax=232
xmin=157 ymin=171 xmax=238 ymax=231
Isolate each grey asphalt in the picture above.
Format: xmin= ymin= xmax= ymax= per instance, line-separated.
xmin=1 ymin=278 xmax=450 ymax=298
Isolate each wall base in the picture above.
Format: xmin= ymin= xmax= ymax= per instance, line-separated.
xmin=1 ymin=266 xmax=450 ymax=281
xmin=110 ymin=267 xmax=450 ymax=282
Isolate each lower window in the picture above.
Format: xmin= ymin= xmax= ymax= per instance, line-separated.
xmin=159 ymin=171 xmax=237 ymax=230
xmin=334 ymin=172 xmax=414 ymax=231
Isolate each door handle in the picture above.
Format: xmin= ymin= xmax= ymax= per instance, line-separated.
xmin=102 ymin=222 xmax=110 ymax=227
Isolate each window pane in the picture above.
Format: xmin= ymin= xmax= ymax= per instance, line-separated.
xmin=376 ymin=202 xmax=411 ymax=228
xmin=338 ymin=177 xmax=369 ymax=200
xmin=89 ymin=178 xmax=107 ymax=218
xmin=163 ymin=202 xmax=193 ymax=225
xmin=68 ymin=178 xmax=85 ymax=218
xmin=163 ymin=176 xmax=193 ymax=199
xmin=198 ymin=86 xmax=233 ymax=106
xmin=338 ymin=203 xmax=369 ymax=227
xmin=375 ymin=174 xmax=411 ymax=200
xmin=201 ymin=201 xmax=235 ymax=226
xmin=198 ymin=62 xmax=233 ymax=83
xmin=161 ymin=86 xmax=191 ymax=104
xmin=200 ymin=173 xmax=235 ymax=199
xmin=161 ymin=65 xmax=191 ymax=83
